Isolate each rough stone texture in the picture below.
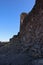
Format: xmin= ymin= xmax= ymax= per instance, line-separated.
xmin=0 ymin=0 xmax=43 ymax=65
xmin=20 ymin=13 xmax=27 ymax=33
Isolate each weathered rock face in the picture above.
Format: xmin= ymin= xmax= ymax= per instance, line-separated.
xmin=0 ymin=0 xmax=43 ymax=65
xmin=9 ymin=0 xmax=43 ymax=58
xmin=18 ymin=0 xmax=43 ymax=58
xmin=36 ymin=0 xmax=43 ymax=8
xmin=20 ymin=13 xmax=27 ymax=33
xmin=10 ymin=13 xmax=27 ymax=43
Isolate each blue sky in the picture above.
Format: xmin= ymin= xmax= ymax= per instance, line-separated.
xmin=0 ymin=0 xmax=35 ymax=41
